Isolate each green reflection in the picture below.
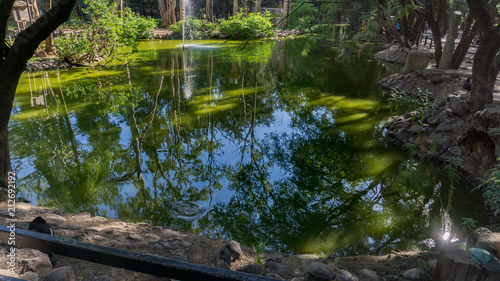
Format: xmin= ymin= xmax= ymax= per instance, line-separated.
xmin=11 ymin=36 xmax=487 ymax=255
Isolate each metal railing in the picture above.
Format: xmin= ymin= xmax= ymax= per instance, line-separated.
xmin=0 ymin=225 xmax=279 ymax=281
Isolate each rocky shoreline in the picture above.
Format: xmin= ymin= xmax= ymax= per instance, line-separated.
xmin=0 ymin=202 xmax=437 ymax=281
xmin=376 ymin=45 xmax=500 ymax=188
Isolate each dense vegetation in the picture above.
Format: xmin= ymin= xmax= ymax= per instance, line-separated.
xmin=169 ymin=12 xmax=275 ymax=39
xmin=56 ymin=0 xmax=156 ymax=66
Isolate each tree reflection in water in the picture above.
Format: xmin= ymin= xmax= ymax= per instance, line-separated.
xmin=11 ymin=36 xmax=487 ymax=255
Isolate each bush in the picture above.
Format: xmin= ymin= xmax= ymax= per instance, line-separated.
xmin=56 ymin=0 xmax=156 ymax=65
xmin=169 ymin=17 xmax=213 ymax=40
xmin=287 ymin=3 xmax=317 ymax=31
xmin=216 ymin=12 xmax=275 ymax=39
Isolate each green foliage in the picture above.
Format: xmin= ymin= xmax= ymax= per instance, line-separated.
xmin=216 ymin=12 xmax=275 ymax=39
xmin=169 ymin=12 xmax=275 ymax=40
xmin=252 ymin=242 xmax=266 ymax=267
xmin=385 ymin=88 xmax=432 ymax=113
xmin=460 ymin=217 xmax=477 ymax=231
xmin=169 ymin=17 xmax=213 ymax=39
xmin=287 ymin=3 xmax=318 ymax=31
xmin=478 ymin=162 xmax=500 ymax=216
xmin=56 ymin=0 xmax=156 ymax=66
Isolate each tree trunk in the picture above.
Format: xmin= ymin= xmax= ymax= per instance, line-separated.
xmin=45 ymin=0 xmax=54 ymax=53
xmin=233 ymin=0 xmax=238 ymax=16
xmin=0 ymin=0 xmax=76 ymax=191
xmin=451 ymin=13 xmax=477 ymax=69
xmin=439 ymin=11 xmax=462 ymax=70
xmin=243 ymin=0 xmax=248 ymax=14
xmin=282 ymin=0 xmax=289 ymax=29
xmin=158 ymin=0 xmax=169 ymax=27
xmin=206 ymin=0 xmax=213 ymax=22
xmin=254 ymin=0 xmax=261 ymax=14
xmin=114 ymin=0 xmax=123 ymax=17
xmin=466 ymin=0 xmax=500 ymax=111
xmin=424 ymin=0 xmax=447 ymax=67
xmin=468 ymin=32 xmax=500 ymax=111
xmin=178 ymin=0 xmax=183 ymax=21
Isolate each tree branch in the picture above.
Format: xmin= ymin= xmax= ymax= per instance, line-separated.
xmin=0 ymin=0 xmax=15 ymax=63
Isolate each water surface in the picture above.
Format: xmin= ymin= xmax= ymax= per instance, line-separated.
xmin=11 ymin=37 xmax=487 ymax=255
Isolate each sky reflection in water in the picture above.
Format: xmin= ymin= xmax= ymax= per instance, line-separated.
xmin=11 ymin=37 xmax=487 ymax=255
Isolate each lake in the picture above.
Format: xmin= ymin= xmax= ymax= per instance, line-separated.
xmin=11 ymin=36 xmax=487 ymax=256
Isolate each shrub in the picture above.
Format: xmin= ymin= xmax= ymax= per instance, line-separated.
xmin=216 ymin=12 xmax=275 ymax=39
xmin=56 ymin=0 xmax=156 ymax=66
xmin=287 ymin=3 xmax=317 ymax=31
xmin=169 ymin=17 xmax=213 ymax=40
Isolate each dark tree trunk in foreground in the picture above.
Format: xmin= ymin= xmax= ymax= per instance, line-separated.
xmin=466 ymin=0 xmax=500 ymax=111
xmin=0 ymin=0 xmax=76 ymax=190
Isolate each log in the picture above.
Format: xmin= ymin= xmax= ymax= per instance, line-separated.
xmin=434 ymin=243 xmax=500 ymax=281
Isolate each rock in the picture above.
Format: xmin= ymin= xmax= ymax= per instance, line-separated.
xmin=0 ymin=248 xmax=52 ymax=275
xmin=267 ymin=253 xmax=285 ymax=264
xmin=265 ymin=260 xmax=289 ymax=277
xmin=436 ymin=121 xmax=453 ymax=132
xmin=401 ymin=268 xmax=424 ymax=279
xmin=83 ymin=277 xmax=113 ymax=281
xmin=127 ymin=233 xmax=144 ymax=241
xmin=144 ymin=233 xmax=160 ymax=240
xmin=404 ymin=49 xmax=432 ymax=72
xmin=266 ymin=273 xmax=284 ymax=279
xmin=43 ymin=214 xmax=67 ymax=226
xmin=428 ymin=259 xmax=437 ymax=268
xmin=468 ymin=247 xmax=493 ymax=264
xmin=218 ymin=246 xmax=232 ymax=264
xmin=305 ymin=262 xmax=335 ymax=280
xmin=448 ymin=97 xmax=469 ymax=117
xmin=19 ymin=271 xmax=39 ymax=281
xmin=337 ymin=269 xmax=359 ymax=281
xmin=216 ymin=258 xmax=230 ymax=269
xmin=449 ymin=146 xmax=463 ymax=156
xmin=476 ymin=232 xmax=500 ymax=256
xmin=92 ymin=235 xmax=106 ymax=241
xmin=442 ymin=75 xmax=453 ymax=83
xmin=354 ymin=269 xmax=380 ymax=281
xmin=40 ymin=266 xmax=75 ymax=281
xmin=431 ymin=75 xmax=443 ymax=84
xmin=444 ymin=69 xmax=462 ymax=78
xmin=236 ymin=264 xmax=265 ymax=276
xmin=226 ymin=240 xmax=243 ymax=260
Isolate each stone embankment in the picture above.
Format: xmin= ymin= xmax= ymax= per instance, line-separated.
xmin=26 ymin=58 xmax=71 ymax=72
xmin=0 ymin=202 xmax=437 ymax=281
xmin=374 ymin=45 xmax=415 ymax=65
xmin=376 ymin=45 xmax=500 ymax=187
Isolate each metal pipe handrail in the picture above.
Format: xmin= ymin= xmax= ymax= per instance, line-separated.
xmin=0 ymin=225 xmax=279 ymax=281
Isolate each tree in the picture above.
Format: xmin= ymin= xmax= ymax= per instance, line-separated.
xmin=233 ymin=0 xmax=238 ymax=16
xmin=466 ymin=0 xmax=500 ymax=111
xmin=206 ymin=0 xmax=213 ymax=22
xmin=0 ymin=0 xmax=76 ymax=192
xmin=423 ymin=0 xmax=447 ymax=67
xmin=158 ymin=0 xmax=176 ymax=26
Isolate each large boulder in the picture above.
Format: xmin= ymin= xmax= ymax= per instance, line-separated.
xmin=476 ymin=232 xmax=500 ymax=258
xmin=404 ymin=49 xmax=432 ymax=73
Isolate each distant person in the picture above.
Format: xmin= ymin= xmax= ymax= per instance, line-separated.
xmin=396 ymin=22 xmax=401 ymax=35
